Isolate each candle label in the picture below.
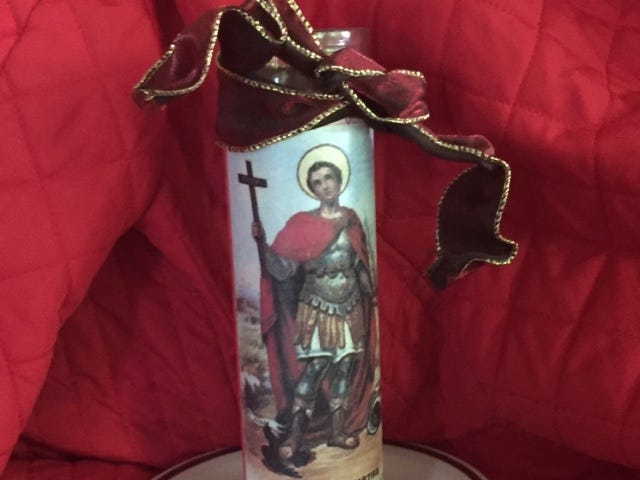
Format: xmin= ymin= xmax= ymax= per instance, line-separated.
xmin=228 ymin=119 xmax=383 ymax=479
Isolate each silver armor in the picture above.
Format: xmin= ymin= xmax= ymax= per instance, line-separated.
xmin=264 ymin=227 xmax=366 ymax=316
xmin=298 ymin=229 xmax=361 ymax=316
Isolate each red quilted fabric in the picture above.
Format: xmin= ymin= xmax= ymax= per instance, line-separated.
xmin=2 ymin=0 xmax=640 ymax=478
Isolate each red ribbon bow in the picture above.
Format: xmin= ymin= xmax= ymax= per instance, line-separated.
xmin=133 ymin=0 xmax=517 ymax=288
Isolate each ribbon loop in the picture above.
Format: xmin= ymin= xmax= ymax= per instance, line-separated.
xmin=316 ymin=47 xmax=430 ymax=123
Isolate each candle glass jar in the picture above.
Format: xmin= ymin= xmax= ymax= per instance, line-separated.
xmin=226 ymin=28 xmax=384 ymax=480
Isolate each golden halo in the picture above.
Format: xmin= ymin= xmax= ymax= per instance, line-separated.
xmin=297 ymin=144 xmax=351 ymax=199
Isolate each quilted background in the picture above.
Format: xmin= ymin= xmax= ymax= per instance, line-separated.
xmin=2 ymin=0 xmax=640 ymax=478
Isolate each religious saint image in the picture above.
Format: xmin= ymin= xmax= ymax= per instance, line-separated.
xmin=228 ymin=121 xmax=382 ymax=480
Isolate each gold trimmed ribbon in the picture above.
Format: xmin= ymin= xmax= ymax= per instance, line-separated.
xmin=133 ymin=0 xmax=517 ymax=288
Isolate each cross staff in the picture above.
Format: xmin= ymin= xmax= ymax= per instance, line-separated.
xmin=238 ymin=160 xmax=268 ymax=274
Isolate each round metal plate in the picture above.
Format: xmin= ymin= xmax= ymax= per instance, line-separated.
xmin=153 ymin=443 xmax=487 ymax=480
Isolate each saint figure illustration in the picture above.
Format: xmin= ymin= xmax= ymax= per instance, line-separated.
xmin=251 ymin=145 xmax=377 ymax=477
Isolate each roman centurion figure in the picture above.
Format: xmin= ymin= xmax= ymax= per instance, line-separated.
xmin=252 ymin=145 xmax=377 ymax=476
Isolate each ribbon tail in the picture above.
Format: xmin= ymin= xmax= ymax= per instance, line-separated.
xmin=371 ymin=121 xmax=516 ymax=289
xmin=428 ymin=161 xmax=517 ymax=289
xmin=375 ymin=122 xmax=497 ymax=169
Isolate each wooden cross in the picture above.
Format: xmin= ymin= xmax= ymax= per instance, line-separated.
xmin=238 ymin=160 xmax=268 ymax=273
